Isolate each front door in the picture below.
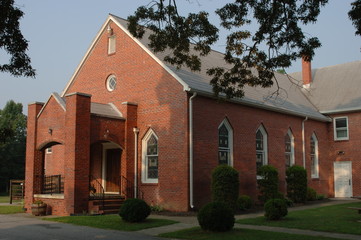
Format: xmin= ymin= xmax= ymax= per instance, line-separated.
xmin=105 ymin=148 xmax=121 ymax=193
xmin=334 ymin=161 xmax=352 ymax=197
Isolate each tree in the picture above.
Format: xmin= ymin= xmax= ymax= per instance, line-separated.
xmin=0 ymin=0 xmax=35 ymax=77
xmin=0 ymin=100 xmax=27 ymax=192
xmin=349 ymin=0 xmax=361 ymax=36
xmin=128 ymin=0 xmax=359 ymax=99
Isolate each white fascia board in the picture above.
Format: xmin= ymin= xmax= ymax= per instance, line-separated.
xmin=37 ymin=92 xmax=66 ymax=118
xmin=320 ymin=107 xmax=361 ymax=115
xmin=61 ymin=15 xmax=190 ymax=96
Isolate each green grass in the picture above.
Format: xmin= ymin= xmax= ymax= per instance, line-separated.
xmin=0 ymin=205 xmax=24 ymax=214
xmin=237 ymin=202 xmax=361 ymax=235
xmin=160 ymin=227 xmax=339 ymax=240
xmin=46 ymin=215 xmax=178 ymax=231
xmin=0 ymin=195 xmax=23 ymax=204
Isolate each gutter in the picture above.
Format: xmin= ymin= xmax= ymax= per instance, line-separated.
xmin=133 ymin=127 xmax=139 ymax=198
xmin=302 ymin=117 xmax=308 ymax=168
xmin=189 ymin=92 xmax=197 ymax=209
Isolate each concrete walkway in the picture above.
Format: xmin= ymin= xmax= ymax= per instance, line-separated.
xmin=138 ymin=198 xmax=361 ymax=240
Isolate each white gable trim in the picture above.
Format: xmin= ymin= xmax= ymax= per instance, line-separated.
xmin=61 ymin=15 xmax=190 ymax=97
xmin=37 ymin=92 xmax=66 ymax=118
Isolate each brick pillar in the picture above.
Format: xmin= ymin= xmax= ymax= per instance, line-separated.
xmin=24 ymin=102 xmax=44 ymax=212
xmin=121 ymin=102 xmax=138 ymax=187
xmin=64 ymin=92 xmax=91 ymax=215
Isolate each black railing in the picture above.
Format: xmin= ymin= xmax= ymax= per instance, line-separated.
xmin=89 ymin=175 xmax=105 ymax=212
xmin=121 ymin=176 xmax=144 ymax=199
xmin=39 ymin=175 xmax=64 ymax=194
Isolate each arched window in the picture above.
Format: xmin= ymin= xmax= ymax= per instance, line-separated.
xmin=142 ymin=129 xmax=158 ymax=183
xmin=310 ymin=133 xmax=319 ymax=178
xmin=285 ymin=129 xmax=295 ymax=168
xmin=218 ymin=119 xmax=233 ymax=166
xmin=256 ymin=125 xmax=268 ymax=170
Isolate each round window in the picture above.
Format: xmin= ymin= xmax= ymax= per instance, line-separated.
xmin=106 ymin=75 xmax=117 ymax=92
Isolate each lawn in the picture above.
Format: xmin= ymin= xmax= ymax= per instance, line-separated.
xmin=0 ymin=205 xmax=24 ymax=214
xmin=0 ymin=194 xmax=23 ymax=204
xmin=237 ymin=202 xmax=361 ymax=235
xmin=46 ymin=214 xmax=178 ymax=231
xmin=160 ymin=227 xmax=339 ymax=240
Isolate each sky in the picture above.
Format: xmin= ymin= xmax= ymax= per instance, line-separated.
xmin=0 ymin=0 xmax=360 ymax=114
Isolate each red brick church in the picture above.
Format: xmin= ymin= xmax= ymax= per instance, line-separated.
xmin=25 ymin=14 xmax=361 ymax=216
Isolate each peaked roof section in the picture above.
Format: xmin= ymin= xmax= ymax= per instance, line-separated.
xmin=62 ymin=14 xmax=329 ymax=122
xmin=37 ymin=92 xmax=123 ymax=119
xmin=293 ymin=60 xmax=361 ymax=114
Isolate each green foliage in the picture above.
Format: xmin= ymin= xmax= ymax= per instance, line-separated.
xmin=128 ymin=0 xmax=329 ymax=99
xmin=264 ymin=198 xmax=288 ymax=220
xmin=349 ymin=0 xmax=361 ymax=36
xmin=257 ymin=165 xmax=279 ymax=203
xmin=211 ymin=165 xmax=239 ymax=210
xmin=0 ymin=100 xmax=27 ymax=192
xmin=119 ymin=198 xmax=151 ymax=222
xmin=286 ymin=165 xmax=307 ymax=203
xmin=307 ymin=187 xmax=317 ymax=201
xmin=197 ymin=202 xmax=235 ymax=232
xmin=237 ymin=195 xmax=253 ymax=211
xmin=0 ymin=0 xmax=35 ymax=77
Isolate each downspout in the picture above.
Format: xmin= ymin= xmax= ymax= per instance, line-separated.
xmin=302 ymin=117 xmax=308 ymax=168
xmin=189 ymin=92 xmax=197 ymax=209
xmin=133 ymin=127 xmax=139 ymax=198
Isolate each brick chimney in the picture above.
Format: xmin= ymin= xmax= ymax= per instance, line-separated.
xmin=302 ymin=57 xmax=312 ymax=88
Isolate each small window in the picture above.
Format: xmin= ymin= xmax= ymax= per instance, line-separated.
xmin=46 ymin=147 xmax=52 ymax=154
xmin=106 ymin=75 xmax=117 ymax=92
xmin=285 ymin=129 xmax=294 ymax=168
xmin=334 ymin=117 xmax=349 ymax=140
xmin=256 ymin=125 xmax=268 ymax=171
xmin=142 ymin=129 xmax=159 ymax=183
xmin=310 ymin=133 xmax=319 ymax=178
xmin=108 ymin=35 xmax=116 ymax=54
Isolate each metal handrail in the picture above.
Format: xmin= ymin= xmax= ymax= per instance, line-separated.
xmin=89 ymin=175 xmax=105 ymax=210
xmin=121 ymin=175 xmax=144 ymax=199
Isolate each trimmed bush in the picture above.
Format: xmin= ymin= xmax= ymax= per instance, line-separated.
xmin=237 ymin=195 xmax=253 ymax=211
xmin=286 ymin=165 xmax=307 ymax=203
xmin=119 ymin=198 xmax=151 ymax=222
xmin=197 ymin=202 xmax=235 ymax=232
xmin=211 ymin=165 xmax=239 ymax=210
xmin=264 ymin=198 xmax=288 ymax=220
xmin=257 ymin=165 xmax=279 ymax=203
xmin=307 ymin=187 xmax=317 ymax=201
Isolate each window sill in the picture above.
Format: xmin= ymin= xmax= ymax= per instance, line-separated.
xmin=33 ymin=194 xmax=64 ymax=199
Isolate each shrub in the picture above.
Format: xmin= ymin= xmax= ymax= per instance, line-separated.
xmin=211 ymin=165 xmax=239 ymax=210
xmin=307 ymin=187 xmax=317 ymax=201
xmin=264 ymin=198 xmax=288 ymax=220
xmin=317 ymin=194 xmax=325 ymax=200
xmin=197 ymin=202 xmax=235 ymax=232
xmin=237 ymin=195 xmax=253 ymax=211
xmin=286 ymin=165 xmax=307 ymax=203
xmin=257 ymin=165 xmax=279 ymax=203
xmin=119 ymin=198 xmax=151 ymax=222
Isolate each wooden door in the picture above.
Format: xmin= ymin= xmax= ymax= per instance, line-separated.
xmin=105 ymin=148 xmax=121 ymax=192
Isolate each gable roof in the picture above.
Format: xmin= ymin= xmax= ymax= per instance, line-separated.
xmin=61 ymin=14 xmax=330 ymax=122
xmin=292 ymin=60 xmax=361 ymax=114
xmin=38 ymin=92 xmax=123 ymax=119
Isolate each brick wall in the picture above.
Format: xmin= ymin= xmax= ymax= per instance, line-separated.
xmin=64 ymin=20 xmax=189 ymax=211
xmin=192 ymin=95 xmax=331 ymax=208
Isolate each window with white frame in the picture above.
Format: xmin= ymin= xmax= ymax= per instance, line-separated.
xmin=142 ymin=129 xmax=158 ymax=183
xmin=334 ymin=117 xmax=349 ymax=140
xmin=108 ymin=35 xmax=116 ymax=54
xmin=218 ymin=119 xmax=233 ymax=166
xmin=256 ymin=125 xmax=268 ymax=170
xmin=46 ymin=147 xmax=52 ymax=154
xmin=310 ymin=133 xmax=319 ymax=178
xmin=285 ymin=129 xmax=295 ymax=168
